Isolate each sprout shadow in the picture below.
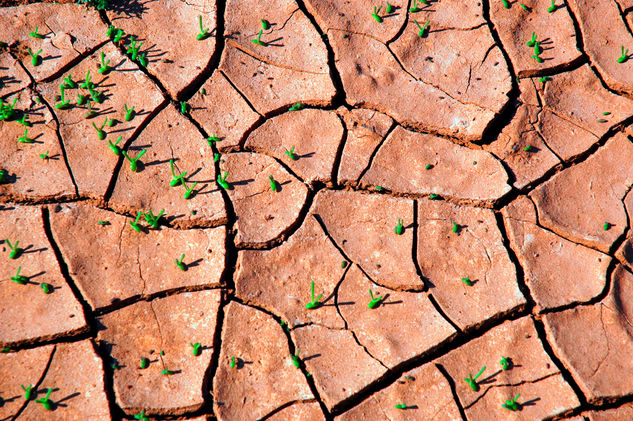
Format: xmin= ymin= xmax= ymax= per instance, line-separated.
xmin=303 ymin=353 xmax=321 ymax=362
xmin=108 ymin=0 xmax=158 ymax=19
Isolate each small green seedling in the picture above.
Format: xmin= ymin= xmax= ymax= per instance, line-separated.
xmin=252 ymin=29 xmax=266 ymax=46
xmin=134 ymin=410 xmax=149 ymax=421
xmin=88 ymin=85 xmax=103 ymax=103
xmin=17 ymin=129 xmax=33 ymax=143
xmin=372 ymin=6 xmax=382 ymax=22
xmin=27 ymin=48 xmax=42 ymax=66
xmin=290 ymin=350 xmax=300 ymax=368
xmin=519 ymin=3 xmax=530 ymax=11
xmin=502 ymin=0 xmax=510 ymax=8
xmin=0 ymin=97 xmax=18 ymax=121
xmin=11 ymin=266 xmax=29 ymax=285
xmin=97 ymin=220 xmax=110 ymax=226
xmin=539 ymin=76 xmax=551 ymax=83
xmin=175 ymin=253 xmax=187 ymax=271
xmin=368 ymin=289 xmax=383 ymax=309
xmin=161 ymin=369 xmax=175 ymax=375
xmin=547 ymin=0 xmax=556 ymax=12
xmin=62 ymin=74 xmax=76 ymax=89
xmin=289 ymin=102 xmax=303 ymax=111
xmin=107 ymin=24 xmax=116 ymax=38
xmin=108 ymin=136 xmax=122 ymax=155
xmin=180 ymin=101 xmax=188 ymax=115
xmin=452 ymin=222 xmax=459 ymax=233
xmin=618 ymin=46 xmax=629 ymax=63
xmin=430 ymin=193 xmax=439 ymax=200
xmin=261 ymin=19 xmax=270 ymax=30
xmin=169 ymin=159 xmax=186 ymax=187
xmin=41 ymin=283 xmax=52 ymax=294
xmin=0 ymin=169 xmax=7 ymax=184
xmin=534 ymin=41 xmax=543 ymax=56
xmin=122 ymin=149 xmax=147 ymax=172
xmin=395 ymin=404 xmax=407 ymax=409
xmin=183 ymin=180 xmax=198 ymax=200
xmin=92 ymin=119 xmax=108 ymax=140
xmin=305 ymin=281 xmax=323 ymax=310
xmin=35 ymin=388 xmax=53 ymax=410
xmin=410 ymin=0 xmax=425 ymax=12
xmin=39 ymin=151 xmax=49 ymax=160
xmin=1 ymin=347 xmax=11 ymax=353
xmin=55 ymin=85 xmax=71 ymax=109
xmin=114 ymin=28 xmax=126 ymax=43
xmin=126 ymin=36 xmax=143 ymax=61
xmin=143 ymin=209 xmax=164 ymax=229
xmin=191 ymin=343 xmax=202 ymax=356
xmin=604 ymin=222 xmax=611 ymax=231
xmin=526 ymin=32 xmax=537 ymax=47
xmin=532 ymin=53 xmax=544 ymax=63
xmin=207 ymin=135 xmax=221 ymax=146
xmin=461 ymin=276 xmax=472 ymax=286
xmin=217 ymin=171 xmax=229 ymax=189
xmin=124 ymin=104 xmax=135 ymax=121
xmin=464 ymin=366 xmax=486 ymax=391
xmin=140 ymin=357 xmax=149 ymax=369
xmin=80 ymin=70 xmax=93 ymax=90
xmin=129 ymin=211 xmax=143 ymax=232
xmin=341 ymin=260 xmax=348 ymax=268
xmin=375 ymin=185 xmax=384 ymax=191
xmin=16 ymin=113 xmax=30 ymax=126
xmin=395 ymin=218 xmax=404 ymax=235
xmin=214 ymin=153 xmax=220 ymax=162
xmin=98 ymin=51 xmax=111 ymax=74
xmin=414 ymin=20 xmax=430 ymax=37
xmin=230 ymin=356 xmax=236 ymax=368
xmin=77 ymin=94 xmax=88 ymax=106
xmin=269 ymin=175 xmax=278 ymax=192
xmin=285 ymin=146 xmax=297 ymax=160
xmin=29 ymin=27 xmax=44 ymax=39
xmin=196 ymin=15 xmax=212 ymax=40
xmin=500 ymin=356 xmax=510 ymax=370
xmin=502 ymin=394 xmax=521 ymax=411
xmin=21 ymin=384 xmax=34 ymax=400
xmin=386 ymin=2 xmax=394 ymax=13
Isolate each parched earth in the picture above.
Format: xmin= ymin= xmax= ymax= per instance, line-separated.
xmin=3 ymin=0 xmax=633 ymax=420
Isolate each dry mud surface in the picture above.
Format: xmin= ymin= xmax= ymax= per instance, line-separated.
xmin=3 ymin=0 xmax=633 ymax=420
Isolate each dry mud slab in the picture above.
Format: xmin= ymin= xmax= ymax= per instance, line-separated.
xmin=4 ymin=0 xmax=633 ymax=419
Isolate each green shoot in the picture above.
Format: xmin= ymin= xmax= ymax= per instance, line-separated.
xmin=341 ymin=260 xmax=348 ymax=268
xmin=519 ymin=3 xmax=530 ymax=11
xmin=502 ymin=0 xmax=510 ymax=8
xmin=524 ymin=145 xmax=533 ymax=152
xmin=285 ymin=146 xmax=297 ymax=160
xmin=526 ymin=32 xmax=537 ymax=47
xmin=98 ymin=51 xmax=111 ymax=74
xmin=604 ymin=222 xmax=611 ymax=231
xmin=395 ymin=218 xmax=404 ymax=235
xmin=191 ymin=343 xmax=202 ymax=356
xmin=16 ymin=113 xmax=30 ymax=126
xmin=196 ymin=15 xmax=212 ymax=40
xmin=539 ymin=76 xmax=551 ymax=83
xmin=122 ymin=148 xmax=147 ymax=172
xmin=62 ymin=74 xmax=76 ymax=89
xmin=129 ymin=211 xmax=143 ymax=232
xmin=386 ymin=2 xmax=394 ymax=13
xmin=500 ymin=356 xmax=510 ymax=370
xmin=108 ymin=136 xmax=122 ymax=155
xmin=375 ymin=185 xmax=384 ymax=191
xmin=40 ymin=283 xmax=52 ymax=294
xmin=461 ymin=276 xmax=472 ymax=286
xmin=180 ymin=101 xmax=188 ymax=115
xmin=532 ymin=53 xmax=543 ymax=63
xmin=80 ymin=70 xmax=93 ymax=90
xmin=289 ymin=102 xmax=303 ymax=111
xmin=410 ymin=0 xmax=423 ymax=13
xmin=27 ymin=48 xmax=42 ymax=66
xmin=547 ymin=0 xmax=557 ymax=12
xmin=21 ymin=384 xmax=34 ymax=400
xmin=106 ymin=24 xmax=116 ymax=38
xmin=77 ymin=94 xmax=88 ymax=106
xmin=175 ymin=253 xmax=187 ymax=271
xmin=56 ymin=84 xmax=72 ymax=109
xmin=534 ymin=41 xmax=543 ymax=56
xmin=464 ymin=366 xmax=486 ymax=391
xmin=97 ymin=220 xmax=110 ymax=226
xmin=217 ymin=171 xmax=229 ymax=189
xmin=169 ymin=159 xmax=187 ymax=187
xmin=430 ymin=193 xmax=439 ymax=200
xmin=10 ymin=266 xmax=28 ymax=284
xmin=372 ymin=6 xmax=382 ymax=22
xmin=414 ymin=20 xmax=430 ymax=37
xmin=126 ymin=36 xmax=143 ymax=61
xmin=29 ymin=27 xmax=44 ymax=39
xmin=395 ymin=404 xmax=407 ymax=409
xmin=214 ymin=153 xmax=220 ymax=162
xmin=0 ymin=169 xmax=7 ymax=184
xmin=35 ymin=387 xmax=53 ymax=410
xmin=368 ymin=289 xmax=383 ymax=309
xmin=17 ymin=129 xmax=33 ymax=143
xmin=230 ymin=356 xmax=236 ymax=368
xmin=618 ymin=46 xmax=629 ymax=63
xmin=124 ymin=104 xmax=135 ymax=121
xmin=183 ymin=180 xmax=198 ymax=200
xmin=261 ymin=19 xmax=270 ymax=30
xmin=269 ymin=175 xmax=278 ymax=192
xmin=161 ymin=369 xmax=175 ymax=375
xmin=502 ymin=394 xmax=521 ymax=411
xmin=92 ymin=119 xmax=108 ymax=140
xmin=290 ymin=349 xmax=300 ymax=368
xmin=207 ymin=135 xmax=221 ymax=146
xmin=134 ymin=410 xmax=150 ymax=421
xmin=305 ymin=281 xmax=323 ymax=310
xmin=88 ymin=85 xmax=103 ymax=103
xmin=0 ymin=97 xmax=18 ymax=121
xmin=113 ymin=28 xmax=126 ymax=43
xmin=452 ymin=222 xmax=459 ymax=233
xmin=252 ymin=29 xmax=266 ymax=46
xmin=39 ymin=151 xmax=49 ymax=160
xmin=143 ymin=209 xmax=164 ymax=229
xmin=140 ymin=357 xmax=149 ymax=369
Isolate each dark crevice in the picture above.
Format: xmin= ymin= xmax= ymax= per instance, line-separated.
xmin=39 ymin=40 xmax=111 ymax=84
xmin=331 ymin=112 xmax=347 ymax=186
xmin=90 ymin=338 xmax=126 ymax=421
xmin=356 ymin=121 xmax=397 ymax=186
xmin=427 ymin=293 xmax=463 ymax=334
xmin=411 ymin=199 xmax=429 ymax=291
xmin=258 ymin=399 xmax=320 ymax=421
xmin=435 ymin=362 xmax=468 ymax=421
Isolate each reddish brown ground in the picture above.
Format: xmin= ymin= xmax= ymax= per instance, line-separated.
xmin=2 ymin=0 xmax=633 ymax=420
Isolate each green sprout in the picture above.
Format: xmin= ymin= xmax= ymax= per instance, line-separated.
xmin=97 ymin=220 xmax=110 ymax=226
xmin=502 ymin=0 xmax=510 ymax=8
xmin=534 ymin=41 xmax=543 ymax=56
xmin=113 ymin=28 xmax=126 ymax=43
xmin=134 ymin=410 xmax=149 ymax=421
xmin=214 ymin=153 xmax=220 ymax=162
xmin=143 ymin=209 xmax=164 ymax=229
xmin=452 ymin=222 xmax=459 ymax=233
xmin=179 ymin=101 xmax=188 ymax=115
xmin=140 ymin=357 xmax=149 ymax=369
xmin=285 ymin=146 xmax=297 ymax=160
xmin=547 ymin=0 xmax=556 ymax=12
xmin=108 ymin=136 xmax=122 ymax=155
xmin=500 ymin=356 xmax=510 ymax=370
xmin=190 ymin=343 xmax=202 ymax=356
xmin=230 ymin=356 xmax=236 ymax=368
xmin=0 ymin=97 xmax=18 ymax=121
xmin=519 ymin=3 xmax=530 ymax=11
xmin=604 ymin=222 xmax=611 ymax=231
xmin=129 ymin=211 xmax=143 ymax=232
xmin=122 ymin=149 xmax=147 ymax=172
xmin=341 ymin=260 xmax=348 ymax=268
xmin=261 ymin=19 xmax=270 ymax=30
xmin=368 ymin=289 xmax=383 ymax=309
xmin=618 ymin=46 xmax=629 ymax=63
xmin=41 ymin=282 xmax=52 ymax=294
xmin=305 ymin=281 xmax=323 ymax=310
xmin=35 ymin=388 xmax=53 ymax=410
xmin=464 ymin=366 xmax=486 ymax=391
xmin=61 ymin=74 xmax=76 ymax=89
xmin=526 ymin=32 xmax=537 ymax=47
xmin=29 ymin=27 xmax=44 ymax=39
xmin=17 ymin=129 xmax=33 ymax=143
xmin=183 ymin=179 xmax=198 ymax=200
xmin=21 ymin=384 xmax=34 ymax=400
xmin=502 ymin=394 xmax=521 ymax=411
xmin=92 ymin=119 xmax=108 ymax=140
xmin=269 ymin=175 xmax=278 ymax=192
xmin=217 ymin=171 xmax=229 ymax=189
xmin=169 ymin=159 xmax=186 ymax=187
xmin=410 ymin=0 xmax=425 ymax=13
xmin=532 ymin=53 xmax=543 ymax=63
xmin=15 ymin=112 xmax=29 ymax=126
xmin=524 ymin=145 xmax=533 ymax=152
xmin=375 ymin=185 xmax=384 ymax=191
xmin=430 ymin=193 xmax=439 ymax=200
xmin=539 ymin=76 xmax=551 ymax=83
xmin=289 ymin=102 xmax=303 ymax=111
xmin=175 ymin=253 xmax=187 ymax=271
xmin=55 ymin=85 xmax=72 ymax=109
xmin=27 ymin=48 xmax=42 ymax=66
xmin=161 ymin=369 xmax=175 ymax=375
xmin=98 ymin=51 xmax=111 ymax=74
xmin=395 ymin=404 xmax=407 ymax=409
xmin=290 ymin=350 xmax=300 ymax=368
xmin=88 ymin=85 xmax=103 ymax=103
xmin=10 ymin=267 xmax=28 ymax=284
xmin=252 ymin=29 xmax=266 ymax=46
xmin=461 ymin=276 xmax=472 ymax=286
xmin=124 ymin=104 xmax=135 ymax=121
xmin=80 ymin=70 xmax=93 ymax=90
xmin=395 ymin=218 xmax=404 ymax=235
xmin=207 ymin=135 xmax=221 ymax=146
xmin=386 ymin=2 xmax=394 ymax=13
xmin=414 ymin=20 xmax=430 ymax=37
xmin=126 ymin=36 xmax=143 ymax=61
xmin=0 ymin=169 xmax=7 ymax=184
xmin=77 ymin=94 xmax=88 ymax=106
xmin=106 ymin=24 xmax=116 ymax=38
xmin=371 ymin=6 xmax=383 ymax=22
xmin=196 ymin=15 xmax=212 ymax=40
xmin=39 ymin=151 xmax=49 ymax=160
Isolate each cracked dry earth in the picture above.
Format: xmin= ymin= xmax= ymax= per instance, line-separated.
xmin=5 ymin=1 xmax=633 ymax=421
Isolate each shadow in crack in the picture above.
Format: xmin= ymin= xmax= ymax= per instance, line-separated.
xmin=108 ymin=0 xmax=159 ymax=19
